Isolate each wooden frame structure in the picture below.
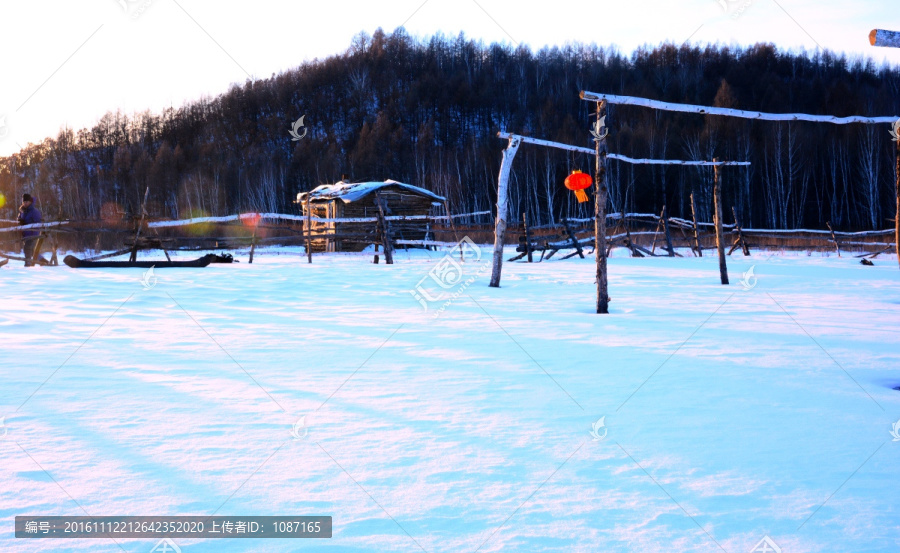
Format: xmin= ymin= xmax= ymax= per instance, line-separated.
xmin=580 ymin=91 xmax=900 ymax=293
xmin=488 ymin=131 xmax=750 ymax=311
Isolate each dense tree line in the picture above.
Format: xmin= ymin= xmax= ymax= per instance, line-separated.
xmin=1 ymin=28 xmax=898 ymax=230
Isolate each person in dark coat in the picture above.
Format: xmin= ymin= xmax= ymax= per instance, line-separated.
xmin=18 ymin=193 xmax=42 ymax=266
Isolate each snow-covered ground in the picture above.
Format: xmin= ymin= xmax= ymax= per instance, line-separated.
xmin=1 ymin=245 xmax=899 ymax=553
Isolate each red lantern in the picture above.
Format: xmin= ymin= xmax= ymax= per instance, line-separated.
xmin=564 ymin=170 xmax=592 ymax=203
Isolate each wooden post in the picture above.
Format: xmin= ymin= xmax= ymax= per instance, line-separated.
xmin=305 ymin=195 xmax=313 ymax=264
xmin=595 ymin=99 xmax=610 ymax=314
xmin=650 ymin=208 xmax=664 ymax=254
xmin=248 ymin=214 xmax=259 ymax=263
xmin=562 ymin=218 xmax=585 ymax=258
xmin=32 ymin=235 xmax=45 ymax=265
xmin=662 ymin=205 xmax=675 ymax=257
xmin=374 ymin=192 xmax=394 ymax=265
xmin=443 ymin=199 xmax=463 ymax=261
xmin=729 ymin=206 xmax=750 ymax=256
xmin=489 ymin=137 xmax=521 ymax=287
xmin=826 ymin=221 xmax=841 ymax=257
xmin=129 ymin=187 xmax=150 ymax=263
xmin=49 ymin=231 xmax=58 ymax=266
xmin=522 ymin=213 xmax=533 ymax=262
xmin=689 ymin=192 xmax=702 ymax=257
xmin=149 ymin=217 xmax=172 ymax=262
xmin=713 ymin=160 xmax=729 ymax=285
xmin=895 ymin=139 xmax=899 ymax=269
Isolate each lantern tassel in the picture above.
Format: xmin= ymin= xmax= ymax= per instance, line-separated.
xmin=574 ymin=189 xmax=589 ymax=203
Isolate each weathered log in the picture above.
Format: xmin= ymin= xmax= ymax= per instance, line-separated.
xmin=490 ymin=136 xmax=521 ymax=287
xmin=662 ymin=206 xmax=676 ymax=257
xmin=623 ymin=220 xmax=645 ymax=257
xmin=728 ymin=206 xmax=751 ymax=256
xmin=870 ymin=29 xmax=900 ymax=48
xmin=713 ymin=160 xmax=729 ymax=285
xmin=650 ymin=208 xmax=664 ymax=254
xmin=522 ymin=213 xmax=533 ymax=262
xmin=595 ymin=100 xmax=610 ymax=314
xmin=129 ymin=187 xmax=150 ymax=263
xmin=690 ymin=192 xmax=702 ymax=257
xmin=580 ymin=91 xmax=898 ymax=124
xmin=84 ymin=247 xmax=135 ymax=262
xmin=497 ymin=132 xmax=749 ymax=165
xmin=374 ymin=192 xmax=394 ymax=265
xmin=49 ymin=231 xmax=59 ymax=266
xmin=306 ymin=195 xmax=313 ymax=264
xmin=895 ymin=140 xmax=900 ymax=270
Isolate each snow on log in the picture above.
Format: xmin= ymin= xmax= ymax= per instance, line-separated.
xmin=870 ymin=29 xmax=900 ymax=48
xmin=147 ymin=211 xmax=490 ymax=228
xmin=609 ymin=154 xmax=749 ymax=166
xmin=498 ymin=132 xmax=749 ymax=165
xmin=490 ymin=136 xmax=521 ymax=287
xmin=580 ymin=91 xmax=898 ymax=124
xmin=0 ymin=221 xmax=68 ymax=233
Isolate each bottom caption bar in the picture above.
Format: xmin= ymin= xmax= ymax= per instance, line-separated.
xmin=15 ymin=516 xmax=331 ymax=539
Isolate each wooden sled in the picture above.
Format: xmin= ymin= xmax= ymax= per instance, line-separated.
xmin=64 ymin=254 xmax=215 ymax=269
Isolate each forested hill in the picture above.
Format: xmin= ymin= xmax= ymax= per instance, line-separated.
xmin=2 ymin=28 xmax=899 ymax=230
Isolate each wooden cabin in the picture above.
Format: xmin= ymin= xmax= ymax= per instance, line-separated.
xmin=296 ymin=180 xmax=445 ymax=252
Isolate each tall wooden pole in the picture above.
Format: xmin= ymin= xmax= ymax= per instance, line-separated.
xmin=305 ymin=195 xmax=313 ymax=264
xmin=895 ymin=139 xmax=899 ymax=269
xmin=595 ymin=100 xmax=610 ymax=314
xmin=489 ymin=137 xmax=521 ymax=287
xmin=713 ymin=160 xmax=729 ymax=284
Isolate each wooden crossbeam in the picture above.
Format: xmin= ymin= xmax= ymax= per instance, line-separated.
xmin=580 ymin=91 xmax=898 ymax=124
xmin=870 ymin=29 xmax=900 ymax=48
xmin=497 ymin=132 xmax=750 ymax=166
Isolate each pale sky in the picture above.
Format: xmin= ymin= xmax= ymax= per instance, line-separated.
xmin=0 ymin=0 xmax=897 ymax=156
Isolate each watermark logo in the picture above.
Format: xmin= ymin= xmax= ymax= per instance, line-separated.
xmin=890 ymin=419 xmax=900 ymax=442
xmin=289 ymin=115 xmax=308 ymax=141
xmin=717 ymin=0 xmax=753 ymax=19
xmin=589 ymin=416 xmax=607 ymax=441
xmin=0 ymin=113 xmax=9 ymax=141
xmin=115 ymin=0 xmax=152 ymax=19
xmin=749 ymin=535 xmax=781 ymax=553
xmin=409 ymin=236 xmax=490 ymax=317
xmin=290 ymin=416 xmax=309 ymax=439
xmin=140 ymin=266 xmax=158 ymax=290
xmin=0 ymin=416 xmax=7 ymax=437
xmin=740 ymin=265 xmax=757 ymax=291
xmin=590 ymin=115 xmax=608 ymax=141
xmin=890 ymin=119 xmax=900 ymax=142
xmin=150 ymin=537 xmax=181 ymax=553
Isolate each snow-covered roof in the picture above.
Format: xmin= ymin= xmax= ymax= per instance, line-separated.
xmin=296 ymin=180 xmax=445 ymax=204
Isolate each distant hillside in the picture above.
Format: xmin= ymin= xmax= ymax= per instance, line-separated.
xmin=1 ymin=28 xmax=898 ymax=230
